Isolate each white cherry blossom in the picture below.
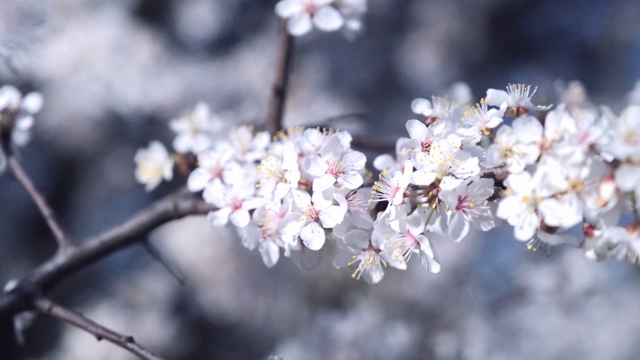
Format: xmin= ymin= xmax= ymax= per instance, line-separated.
xmin=386 ymin=210 xmax=441 ymax=273
xmin=305 ymin=135 xmax=366 ymax=191
xmin=462 ymin=98 xmax=506 ymax=135
xmin=275 ymin=0 xmax=344 ymax=36
xmin=488 ymin=116 xmax=542 ymax=173
xmin=410 ymin=137 xmax=480 ymax=190
xmin=439 ymin=177 xmax=496 ymax=242
xmin=170 ymin=102 xmax=222 ymax=154
xmin=187 ymin=143 xmax=240 ymax=192
xmin=134 ymin=141 xmax=174 ymax=192
xmin=486 ymin=84 xmax=552 ymax=116
xmin=279 ymin=189 xmax=346 ymax=250
xmin=497 ymin=171 xmax=542 ymax=241
xmin=0 ymin=85 xmax=43 ymax=148
xmin=204 ymin=180 xmax=261 ymax=228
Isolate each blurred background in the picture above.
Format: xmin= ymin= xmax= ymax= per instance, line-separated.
xmin=2 ymin=0 xmax=640 ymax=359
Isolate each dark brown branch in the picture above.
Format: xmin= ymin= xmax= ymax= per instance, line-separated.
xmin=8 ymin=155 xmax=72 ymax=248
xmin=479 ymin=163 xmax=509 ymax=186
xmin=265 ymin=20 xmax=295 ymax=135
xmin=33 ymin=297 xmax=163 ymax=360
xmin=351 ymin=134 xmax=398 ymax=153
xmin=0 ymin=188 xmax=215 ymax=319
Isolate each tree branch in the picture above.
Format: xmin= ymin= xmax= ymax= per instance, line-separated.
xmin=0 ymin=188 xmax=215 ymax=319
xmin=8 ymin=155 xmax=72 ymax=248
xmin=265 ymin=20 xmax=295 ymax=135
xmin=351 ymin=134 xmax=398 ymax=153
xmin=33 ymin=297 xmax=163 ymax=360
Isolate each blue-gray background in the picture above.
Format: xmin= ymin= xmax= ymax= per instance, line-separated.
xmin=2 ymin=0 xmax=640 ymax=359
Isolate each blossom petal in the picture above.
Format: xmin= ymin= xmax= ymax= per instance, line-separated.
xmin=410 ymin=98 xmax=432 ymax=116
xmin=405 ymin=119 xmax=429 ymax=140
xmin=313 ymin=6 xmax=344 ymax=31
xmin=275 ymin=0 xmax=303 ymax=18
xmin=448 ymin=212 xmax=470 ymax=242
xmin=344 ymin=228 xmax=370 ymax=249
xmin=187 ymin=168 xmax=211 ymax=192
xmin=230 ymin=209 xmax=251 ymax=228
xmin=288 ymin=13 xmax=313 ymax=36
xmin=313 ymin=173 xmax=336 ymax=191
xmin=319 ymin=205 xmax=346 ymax=228
xmin=207 ymin=207 xmax=231 ymax=227
xmin=301 ymin=222 xmax=326 ymax=250
xmin=259 ymin=241 xmax=280 ymax=268
xmin=485 ymin=89 xmax=509 ymax=107
xmin=337 ymin=172 xmax=363 ymax=189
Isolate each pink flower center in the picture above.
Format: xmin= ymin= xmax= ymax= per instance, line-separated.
xmin=303 ymin=1 xmax=317 ymax=14
xmin=327 ymin=160 xmax=343 ymax=177
xmin=421 ymin=140 xmax=432 ymax=153
xmin=456 ymin=195 xmax=473 ymax=212
xmin=229 ymin=197 xmax=243 ymax=212
xmin=209 ymin=164 xmax=223 ymax=180
xmin=304 ymin=206 xmax=320 ymax=222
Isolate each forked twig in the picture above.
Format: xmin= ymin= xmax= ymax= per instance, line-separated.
xmin=8 ymin=155 xmax=72 ymax=248
xmin=33 ymin=297 xmax=163 ymax=360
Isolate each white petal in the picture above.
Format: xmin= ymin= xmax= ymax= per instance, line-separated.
xmin=420 ymin=249 xmax=441 ymax=273
xmin=411 ymin=98 xmax=432 ymax=116
xmin=202 ymin=180 xmax=227 ymax=207
xmin=337 ymin=172 xmax=363 ymax=189
xmin=173 ymin=134 xmax=192 ymax=153
xmin=615 ymin=164 xmax=640 ymax=192
xmin=15 ymin=116 xmax=33 ymax=131
xmin=513 ymin=116 xmax=543 ymax=144
xmin=514 ymin=212 xmax=539 ymax=241
xmin=22 ymin=92 xmax=43 ymax=114
xmin=342 ymin=150 xmax=366 ymax=170
xmin=279 ymin=212 xmax=305 ymax=237
xmin=187 ymin=168 xmax=211 ymax=192
xmin=373 ymin=154 xmax=395 ymax=171
xmin=300 ymin=222 xmax=326 ymax=250
xmin=259 ymin=241 xmax=280 ymax=268
xmin=405 ymin=119 xmax=429 ymax=140
xmin=485 ymin=89 xmax=509 ymax=107
xmin=275 ymin=0 xmax=303 ymax=18
xmin=287 ymin=13 xmax=313 ymax=36
xmin=302 ymin=155 xmax=328 ymax=177
xmin=207 ymin=207 xmax=231 ymax=227
xmin=230 ymin=209 xmax=251 ymax=228
xmin=313 ymin=173 xmax=336 ymax=191
xmin=344 ymin=229 xmax=370 ymax=249
xmin=448 ymin=212 xmax=470 ymax=242
xmin=319 ymin=205 xmax=346 ymax=228
xmin=312 ymin=6 xmax=344 ymax=32
xmin=410 ymin=171 xmax=436 ymax=186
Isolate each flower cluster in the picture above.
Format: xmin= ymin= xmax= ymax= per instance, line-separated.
xmin=0 ymin=85 xmax=43 ymax=173
xmin=129 ymin=83 xmax=640 ymax=283
xmin=275 ymin=0 xmax=367 ymax=37
xmin=491 ymin=84 xmax=640 ymax=262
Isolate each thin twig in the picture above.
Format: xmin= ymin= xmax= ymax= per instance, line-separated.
xmin=33 ymin=297 xmax=163 ymax=360
xmin=0 ymin=188 xmax=215 ymax=318
xmin=8 ymin=155 xmax=72 ymax=248
xmin=143 ymin=240 xmax=186 ymax=286
xmin=265 ymin=20 xmax=295 ymax=135
xmin=351 ymin=134 xmax=398 ymax=152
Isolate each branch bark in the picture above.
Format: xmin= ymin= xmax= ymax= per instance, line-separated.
xmin=33 ymin=297 xmax=163 ymax=360
xmin=8 ymin=155 xmax=72 ymax=248
xmin=0 ymin=188 xmax=214 ymax=319
xmin=265 ymin=20 xmax=295 ymax=135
